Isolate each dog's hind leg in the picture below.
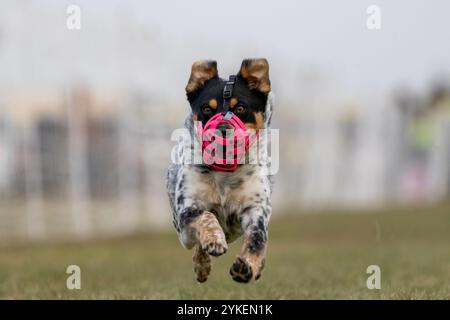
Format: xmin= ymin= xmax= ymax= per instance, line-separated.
xmin=192 ymin=244 xmax=211 ymax=283
xmin=230 ymin=209 xmax=269 ymax=283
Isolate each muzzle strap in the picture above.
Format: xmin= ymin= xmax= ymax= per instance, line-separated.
xmin=223 ymin=75 xmax=236 ymax=111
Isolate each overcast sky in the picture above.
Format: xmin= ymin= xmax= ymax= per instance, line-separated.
xmin=1 ymin=0 xmax=450 ymax=103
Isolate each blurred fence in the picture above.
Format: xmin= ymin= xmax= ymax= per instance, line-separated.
xmin=0 ymin=87 xmax=173 ymax=241
xmin=1 ymin=85 xmax=450 ymax=242
xmin=276 ymin=87 xmax=450 ymax=207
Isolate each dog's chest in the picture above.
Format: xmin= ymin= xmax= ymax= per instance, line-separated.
xmin=183 ymin=165 xmax=266 ymax=241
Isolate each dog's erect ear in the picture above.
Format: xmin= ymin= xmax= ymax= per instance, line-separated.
xmin=238 ymin=58 xmax=271 ymax=93
xmin=185 ymin=60 xmax=218 ymax=93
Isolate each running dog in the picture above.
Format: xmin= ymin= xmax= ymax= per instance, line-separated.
xmin=166 ymin=58 xmax=274 ymax=283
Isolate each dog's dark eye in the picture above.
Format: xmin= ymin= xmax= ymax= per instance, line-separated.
xmin=235 ymin=105 xmax=246 ymax=113
xmin=202 ymin=106 xmax=212 ymax=115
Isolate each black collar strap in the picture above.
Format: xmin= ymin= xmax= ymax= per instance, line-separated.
xmin=223 ymin=75 xmax=236 ymax=112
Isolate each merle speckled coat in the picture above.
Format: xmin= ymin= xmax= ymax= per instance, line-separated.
xmin=165 ymin=59 xmax=274 ymax=283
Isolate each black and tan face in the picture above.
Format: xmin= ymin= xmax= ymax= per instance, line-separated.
xmin=185 ymin=59 xmax=271 ymax=130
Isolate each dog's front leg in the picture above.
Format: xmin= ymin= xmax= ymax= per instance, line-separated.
xmin=179 ymin=208 xmax=228 ymax=255
xmin=179 ymin=208 xmax=228 ymax=282
xmin=230 ymin=207 xmax=269 ymax=283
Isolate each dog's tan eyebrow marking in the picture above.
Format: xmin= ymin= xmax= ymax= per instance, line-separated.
xmin=230 ymin=97 xmax=238 ymax=108
xmin=245 ymin=112 xmax=264 ymax=130
xmin=254 ymin=112 xmax=264 ymax=129
xmin=209 ymin=99 xmax=217 ymax=109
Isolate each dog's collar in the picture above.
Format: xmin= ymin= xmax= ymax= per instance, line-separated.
xmin=222 ymin=75 xmax=236 ymax=111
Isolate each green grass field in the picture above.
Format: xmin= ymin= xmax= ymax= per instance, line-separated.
xmin=1 ymin=204 xmax=449 ymax=299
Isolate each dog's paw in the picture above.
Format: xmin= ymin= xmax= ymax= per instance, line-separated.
xmin=201 ymin=232 xmax=228 ymax=257
xmin=229 ymin=256 xmax=253 ymax=283
xmin=194 ymin=262 xmax=211 ymax=283
xmin=202 ymin=239 xmax=228 ymax=257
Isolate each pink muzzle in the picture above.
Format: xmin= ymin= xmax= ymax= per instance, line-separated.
xmin=196 ymin=112 xmax=258 ymax=172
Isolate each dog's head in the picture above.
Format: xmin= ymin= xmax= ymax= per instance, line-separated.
xmin=185 ymin=59 xmax=271 ymax=130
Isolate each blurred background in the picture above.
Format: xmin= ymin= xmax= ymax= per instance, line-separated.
xmin=1 ymin=0 xmax=450 ymax=243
